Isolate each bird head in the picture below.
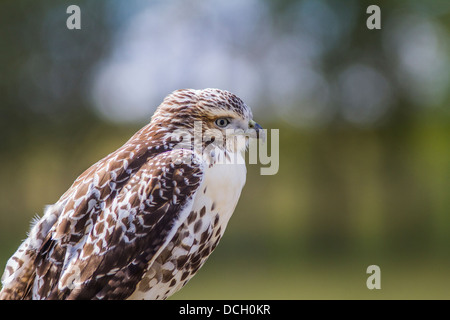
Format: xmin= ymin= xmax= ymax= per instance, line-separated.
xmin=151 ymin=88 xmax=263 ymax=155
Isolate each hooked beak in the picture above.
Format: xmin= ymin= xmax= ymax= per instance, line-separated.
xmin=248 ymin=119 xmax=265 ymax=141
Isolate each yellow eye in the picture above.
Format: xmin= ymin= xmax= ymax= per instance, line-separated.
xmin=215 ymin=118 xmax=230 ymax=128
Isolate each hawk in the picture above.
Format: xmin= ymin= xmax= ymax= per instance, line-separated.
xmin=0 ymin=88 xmax=263 ymax=300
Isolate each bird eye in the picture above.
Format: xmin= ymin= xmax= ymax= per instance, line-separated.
xmin=215 ymin=118 xmax=230 ymax=128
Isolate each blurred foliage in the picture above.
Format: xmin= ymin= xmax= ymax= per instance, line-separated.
xmin=1 ymin=0 xmax=450 ymax=299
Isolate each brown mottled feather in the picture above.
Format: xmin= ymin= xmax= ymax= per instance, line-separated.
xmin=0 ymin=88 xmax=253 ymax=300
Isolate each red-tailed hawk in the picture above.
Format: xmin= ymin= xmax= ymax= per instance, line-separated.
xmin=0 ymin=88 xmax=263 ymax=300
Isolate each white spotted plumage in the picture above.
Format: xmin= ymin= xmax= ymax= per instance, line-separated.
xmin=128 ymin=148 xmax=246 ymax=299
xmin=0 ymin=88 xmax=262 ymax=300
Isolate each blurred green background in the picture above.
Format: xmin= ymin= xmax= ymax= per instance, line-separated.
xmin=1 ymin=0 xmax=450 ymax=299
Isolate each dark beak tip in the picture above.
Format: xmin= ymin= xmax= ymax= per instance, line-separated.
xmin=254 ymin=122 xmax=265 ymax=141
xmin=254 ymin=122 xmax=263 ymax=131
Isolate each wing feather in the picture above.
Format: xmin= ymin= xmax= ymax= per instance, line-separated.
xmin=0 ymin=135 xmax=203 ymax=300
xmin=45 ymin=149 xmax=203 ymax=300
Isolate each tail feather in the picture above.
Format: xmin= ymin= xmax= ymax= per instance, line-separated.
xmin=1 ymin=204 xmax=61 ymax=300
xmin=0 ymin=238 xmax=37 ymax=299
